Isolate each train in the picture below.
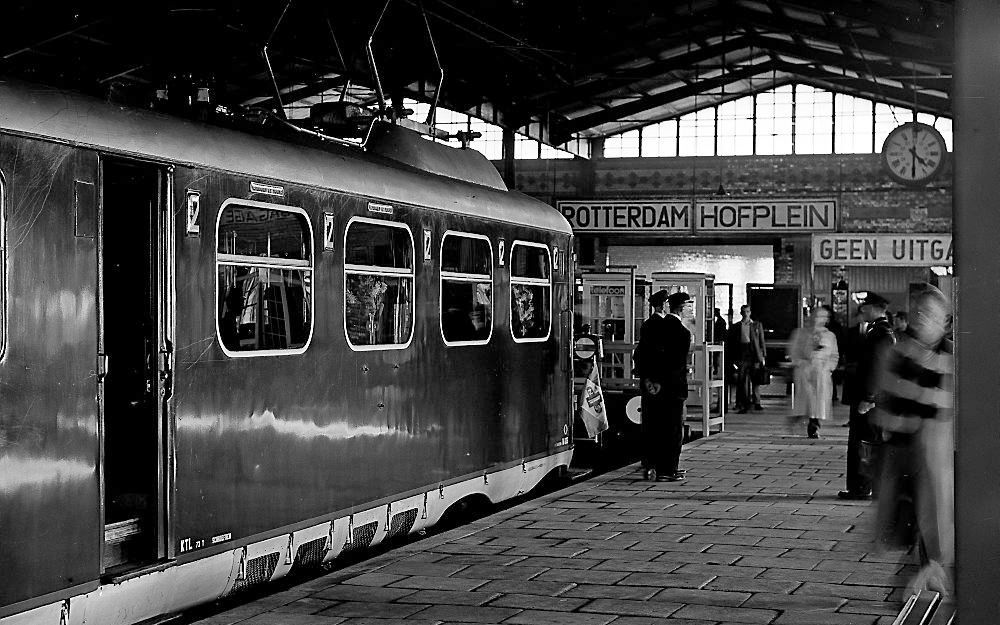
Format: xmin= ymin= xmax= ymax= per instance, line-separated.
xmin=0 ymin=81 xmax=574 ymax=624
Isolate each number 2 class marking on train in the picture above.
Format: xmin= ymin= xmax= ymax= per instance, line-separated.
xmin=423 ymin=228 xmax=432 ymax=260
xmin=324 ymin=213 xmax=336 ymax=250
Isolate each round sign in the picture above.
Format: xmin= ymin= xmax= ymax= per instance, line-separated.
xmin=625 ymin=396 xmax=642 ymax=424
xmin=574 ymin=336 xmax=598 ymax=360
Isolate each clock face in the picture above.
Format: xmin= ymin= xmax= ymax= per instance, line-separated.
xmin=881 ymin=122 xmax=947 ymax=186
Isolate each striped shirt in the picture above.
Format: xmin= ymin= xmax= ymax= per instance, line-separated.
xmin=880 ymin=330 xmax=954 ymax=425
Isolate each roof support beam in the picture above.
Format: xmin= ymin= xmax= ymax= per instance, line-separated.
xmin=559 ymin=59 xmax=778 ymax=136
xmin=775 ymin=61 xmax=950 ymax=115
xmin=773 ymin=0 xmax=952 ymax=40
xmin=734 ymin=5 xmax=951 ymax=67
xmin=531 ymin=36 xmax=754 ymax=112
xmin=755 ymin=34 xmax=950 ymax=92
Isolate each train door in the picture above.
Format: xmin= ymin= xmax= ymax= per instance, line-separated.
xmin=98 ymin=158 xmax=174 ymax=574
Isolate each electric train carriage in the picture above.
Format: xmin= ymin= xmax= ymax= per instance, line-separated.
xmin=0 ymin=82 xmax=575 ymax=625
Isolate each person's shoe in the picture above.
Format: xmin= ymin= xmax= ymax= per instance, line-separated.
xmin=644 ymin=468 xmax=657 ymax=481
xmin=753 ymin=403 xmax=764 ymax=411
xmin=737 ymin=407 xmax=749 ymax=414
xmin=657 ymin=473 xmax=685 ymax=482
xmin=807 ymin=432 xmax=820 ymax=439
xmin=837 ymin=490 xmax=871 ymax=501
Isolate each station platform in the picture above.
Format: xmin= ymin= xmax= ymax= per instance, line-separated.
xmin=183 ymin=400 xmax=931 ymax=625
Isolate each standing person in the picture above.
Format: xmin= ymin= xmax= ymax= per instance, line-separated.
xmin=839 ymin=292 xmax=895 ymax=500
xmin=892 ymin=311 xmax=909 ymax=335
xmin=636 ymin=290 xmax=692 ymax=482
xmin=789 ymin=306 xmax=840 ymax=438
xmin=726 ymin=304 xmax=767 ymax=413
xmin=874 ymin=287 xmax=954 ymax=595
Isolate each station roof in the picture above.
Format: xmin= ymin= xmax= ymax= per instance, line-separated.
xmin=3 ymin=1 xmax=952 ymax=146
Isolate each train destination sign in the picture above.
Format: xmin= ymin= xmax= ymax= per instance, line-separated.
xmin=812 ymin=234 xmax=952 ymax=266
xmin=557 ymin=199 xmax=836 ymax=234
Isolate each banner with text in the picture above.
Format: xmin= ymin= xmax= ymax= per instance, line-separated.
xmin=812 ymin=234 xmax=952 ymax=266
xmin=558 ymin=201 xmax=691 ymax=233
xmin=695 ymin=200 xmax=837 ymax=232
xmin=557 ymin=199 xmax=836 ymax=234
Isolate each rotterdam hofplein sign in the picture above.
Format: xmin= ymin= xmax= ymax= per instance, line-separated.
xmin=556 ymin=199 xmax=837 ymax=234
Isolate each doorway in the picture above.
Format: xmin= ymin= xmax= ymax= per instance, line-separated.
xmin=99 ymin=158 xmax=171 ymax=573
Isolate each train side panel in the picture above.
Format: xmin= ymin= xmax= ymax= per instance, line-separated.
xmin=0 ymin=137 xmax=101 ymax=609
xmin=170 ymin=169 xmax=570 ymax=552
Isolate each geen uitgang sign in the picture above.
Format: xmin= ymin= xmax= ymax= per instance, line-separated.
xmin=813 ymin=234 xmax=952 ymax=266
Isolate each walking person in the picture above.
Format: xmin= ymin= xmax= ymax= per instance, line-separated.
xmin=873 ymin=286 xmax=954 ymax=596
xmin=839 ymin=292 xmax=895 ymax=500
xmin=636 ymin=290 xmax=692 ymax=482
xmin=788 ymin=305 xmax=839 ymax=438
xmin=726 ymin=304 xmax=767 ymax=413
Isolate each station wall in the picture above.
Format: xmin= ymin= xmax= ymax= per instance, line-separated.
xmin=508 ymin=152 xmax=952 ymax=315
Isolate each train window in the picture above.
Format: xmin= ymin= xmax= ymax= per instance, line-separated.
xmin=344 ymin=218 xmax=414 ymax=350
xmin=509 ymin=241 xmax=552 ymax=342
xmin=440 ymin=232 xmax=493 ymax=345
xmin=216 ymin=201 xmax=314 ymax=356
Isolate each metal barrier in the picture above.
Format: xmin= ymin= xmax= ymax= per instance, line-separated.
xmin=892 ymin=590 xmax=955 ymax=625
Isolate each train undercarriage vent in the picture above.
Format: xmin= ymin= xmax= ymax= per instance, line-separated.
xmin=340 ymin=521 xmax=379 ymax=556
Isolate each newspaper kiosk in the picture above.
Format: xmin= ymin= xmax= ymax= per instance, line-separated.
xmin=650 ymin=272 xmax=725 ymax=436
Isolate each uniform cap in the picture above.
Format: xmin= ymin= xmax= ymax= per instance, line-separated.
xmin=649 ymin=289 xmax=670 ymax=307
xmin=859 ymin=291 xmax=889 ymax=308
xmin=667 ymin=291 xmax=691 ymax=308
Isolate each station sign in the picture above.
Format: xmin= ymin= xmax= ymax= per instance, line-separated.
xmin=589 ymin=285 xmax=626 ymax=296
xmin=812 ymin=233 xmax=952 ymax=266
xmin=695 ymin=199 xmax=836 ymax=232
xmin=557 ymin=198 xmax=836 ymax=234
xmin=558 ymin=200 xmax=691 ymax=233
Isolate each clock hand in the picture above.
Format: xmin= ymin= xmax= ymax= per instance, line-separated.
xmin=910 ymin=146 xmax=917 ymax=177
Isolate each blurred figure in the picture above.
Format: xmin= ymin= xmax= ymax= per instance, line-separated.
xmin=840 ymin=292 xmax=895 ymax=500
xmin=726 ymin=304 xmax=767 ymax=413
xmin=874 ymin=286 xmax=954 ymax=596
xmin=789 ymin=306 xmax=839 ymax=438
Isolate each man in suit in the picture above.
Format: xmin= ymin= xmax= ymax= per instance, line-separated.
xmin=839 ymin=291 xmax=895 ymax=500
xmin=726 ymin=304 xmax=768 ymax=413
xmin=636 ymin=290 xmax=692 ymax=482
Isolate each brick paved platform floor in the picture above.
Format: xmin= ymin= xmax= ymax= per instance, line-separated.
xmin=186 ymin=399 xmax=924 ymax=625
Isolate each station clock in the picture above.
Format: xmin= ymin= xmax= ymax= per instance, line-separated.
xmin=880 ymin=121 xmax=947 ymax=187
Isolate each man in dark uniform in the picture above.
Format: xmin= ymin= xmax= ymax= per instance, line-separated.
xmin=636 ymin=290 xmax=692 ymax=482
xmin=839 ymin=292 xmax=895 ymax=500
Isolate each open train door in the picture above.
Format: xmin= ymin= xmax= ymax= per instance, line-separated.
xmin=97 ymin=157 xmax=175 ymax=575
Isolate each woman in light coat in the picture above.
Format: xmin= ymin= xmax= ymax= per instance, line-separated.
xmin=789 ymin=305 xmax=840 ymax=438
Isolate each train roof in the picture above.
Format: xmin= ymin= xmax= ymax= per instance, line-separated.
xmin=0 ymin=81 xmax=571 ymax=235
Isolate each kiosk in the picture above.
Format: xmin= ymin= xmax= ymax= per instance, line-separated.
xmin=650 ymin=272 xmax=725 ymax=436
xmin=576 ymin=266 xmax=650 ymax=392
